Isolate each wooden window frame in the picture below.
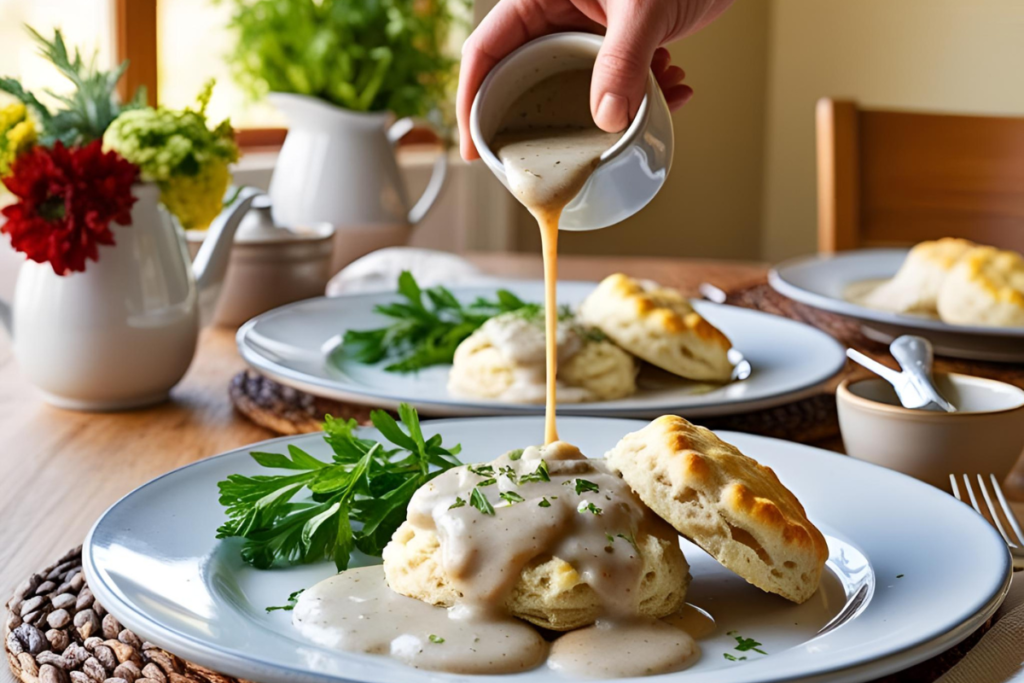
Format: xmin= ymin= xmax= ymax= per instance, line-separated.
xmin=114 ymin=0 xmax=286 ymax=152
xmin=112 ymin=0 xmax=440 ymax=152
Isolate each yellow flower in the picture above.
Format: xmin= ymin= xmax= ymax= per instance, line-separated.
xmin=0 ymin=103 xmax=38 ymax=181
xmin=159 ymin=158 xmax=231 ymax=230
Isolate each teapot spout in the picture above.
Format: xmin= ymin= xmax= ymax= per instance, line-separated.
xmin=0 ymin=296 xmax=9 ymax=337
xmin=192 ymin=186 xmax=262 ymax=324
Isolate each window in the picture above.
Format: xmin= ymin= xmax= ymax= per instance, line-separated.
xmin=0 ymin=0 xmax=115 ymax=108
xmin=2 ymin=0 xmax=467 ymax=150
xmin=156 ymin=0 xmax=285 ymax=129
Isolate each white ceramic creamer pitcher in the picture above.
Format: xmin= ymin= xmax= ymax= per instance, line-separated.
xmin=0 ymin=184 xmax=260 ymax=411
xmin=470 ymin=32 xmax=674 ymax=230
xmin=268 ymin=94 xmax=448 ymax=272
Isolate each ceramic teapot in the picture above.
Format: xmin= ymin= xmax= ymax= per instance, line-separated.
xmin=0 ymin=183 xmax=261 ymax=411
xmin=267 ymin=93 xmax=448 ymax=272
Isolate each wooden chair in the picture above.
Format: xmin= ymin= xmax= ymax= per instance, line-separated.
xmin=816 ymin=98 xmax=1024 ymax=253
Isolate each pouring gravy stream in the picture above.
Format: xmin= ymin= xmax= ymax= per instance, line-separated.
xmin=491 ymin=67 xmax=622 ymax=444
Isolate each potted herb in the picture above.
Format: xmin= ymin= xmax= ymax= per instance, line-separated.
xmin=219 ymin=0 xmax=465 ymax=271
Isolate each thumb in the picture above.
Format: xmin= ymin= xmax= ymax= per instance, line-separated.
xmin=590 ymin=2 xmax=663 ymax=132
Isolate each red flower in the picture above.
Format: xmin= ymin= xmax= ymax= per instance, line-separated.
xmin=1 ymin=141 xmax=139 ymax=275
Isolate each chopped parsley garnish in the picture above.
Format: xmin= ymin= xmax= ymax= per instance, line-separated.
xmin=499 ymin=465 xmax=518 ymax=484
xmin=468 ymin=464 xmax=495 ymax=477
xmin=573 ymin=479 xmax=600 ymax=495
xmin=538 ymin=498 xmax=551 ymax=508
xmin=507 ymin=449 xmax=524 ymax=461
xmin=428 ymin=634 xmax=445 ymax=644
xmin=500 ymin=491 xmax=525 ymax=505
xmin=477 ymin=478 xmax=497 ymax=487
xmin=519 ymin=459 xmax=550 ymax=483
xmin=723 ymin=653 xmax=746 ymax=662
xmin=449 ymin=497 xmax=466 ymax=510
xmin=616 ymin=533 xmax=640 ymax=553
xmin=216 ymin=403 xmax=461 ymax=571
xmin=734 ymin=636 xmax=766 ymax=655
xmin=470 ymin=487 xmax=495 ymax=515
xmin=577 ymin=501 xmax=602 ymax=515
xmin=265 ymin=589 xmax=304 ymax=612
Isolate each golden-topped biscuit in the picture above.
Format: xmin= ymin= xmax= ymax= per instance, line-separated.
xmin=937 ymin=246 xmax=1024 ymax=327
xmin=606 ymin=415 xmax=828 ymax=604
xmin=578 ymin=274 xmax=733 ymax=382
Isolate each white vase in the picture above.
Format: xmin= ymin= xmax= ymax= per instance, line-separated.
xmin=0 ymin=183 xmax=260 ymax=410
xmin=267 ymin=93 xmax=449 ymax=273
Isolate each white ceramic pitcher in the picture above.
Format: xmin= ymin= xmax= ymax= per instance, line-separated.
xmin=268 ymin=93 xmax=448 ymax=272
xmin=0 ymin=183 xmax=260 ymax=411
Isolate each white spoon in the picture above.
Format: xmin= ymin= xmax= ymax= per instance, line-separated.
xmin=846 ymin=336 xmax=957 ymax=412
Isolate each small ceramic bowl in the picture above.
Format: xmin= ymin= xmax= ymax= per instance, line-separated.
xmin=837 ymin=373 xmax=1024 ymax=490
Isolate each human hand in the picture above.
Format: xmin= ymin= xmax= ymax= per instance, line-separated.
xmin=456 ymin=0 xmax=734 ymax=160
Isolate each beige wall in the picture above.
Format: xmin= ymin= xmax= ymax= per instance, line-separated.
xmin=762 ymin=0 xmax=1024 ymax=260
xmin=515 ymin=0 xmax=771 ymax=259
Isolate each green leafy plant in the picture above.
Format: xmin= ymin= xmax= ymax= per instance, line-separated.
xmin=216 ymin=403 xmax=461 ymax=570
xmin=217 ymin=0 xmax=467 ymax=119
xmin=0 ymin=27 xmax=145 ymax=147
xmin=341 ymin=271 xmax=537 ymax=372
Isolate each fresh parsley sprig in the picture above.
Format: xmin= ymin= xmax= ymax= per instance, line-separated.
xmin=340 ymin=271 xmax=536 ymax=373
xmin=216 ymin=403 xmax=461 ymax=571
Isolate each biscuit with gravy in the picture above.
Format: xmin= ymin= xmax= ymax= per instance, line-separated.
xmin=447 ymin=313 xmax=637 ymax=402
xmin=383 ymin=520 xmax=689 ymax=631
xmin=606 ymin=415 xmax=828 ymax=603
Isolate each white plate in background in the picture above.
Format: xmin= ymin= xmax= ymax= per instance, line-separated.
xmin=769 ymin=249 xmax=1024 ymax=362
xmin=237 ymin=280 xmax=846 ymax=418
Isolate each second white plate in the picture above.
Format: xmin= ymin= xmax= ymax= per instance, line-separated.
xmin=237 ymin=280 xmax=846 ymax=418
xmin=769 ymin=249 xmax=1024 ymax=362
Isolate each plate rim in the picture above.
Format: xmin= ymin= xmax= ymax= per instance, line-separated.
xmin=83 ymin=417 xmax=1013 ymax=683
xmin=234 ymin=282 xmax=848 ymax=418
xmin=768 ymin=249 xmax=1024 ymax=339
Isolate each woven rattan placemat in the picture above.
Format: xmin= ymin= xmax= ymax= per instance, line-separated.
xmin=5 ymin=548 xmax=246 ymax=683
xmin=4 ymin=547 xmax=995 ymax=683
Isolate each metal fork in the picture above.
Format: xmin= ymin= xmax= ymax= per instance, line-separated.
xmin=950 ymin=474 xmax=1024 ymax=568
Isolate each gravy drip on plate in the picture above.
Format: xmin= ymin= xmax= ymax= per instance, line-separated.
xmin=294 ymin=443 xmax=700 ymax=676
xmin=293 ymin=566 xmax=546 ymax=674
xmin=491 ymin=68 xmax=623 ymax=444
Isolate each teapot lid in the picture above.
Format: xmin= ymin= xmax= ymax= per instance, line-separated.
xmin=189 ymin=195 xmax=335 ymax=244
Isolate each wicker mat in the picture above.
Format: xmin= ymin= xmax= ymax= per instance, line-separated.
xmin=229 ymin=282 xmax=1024 ymax=444
xmin=3 ymin=548 xmax=997 ymax=683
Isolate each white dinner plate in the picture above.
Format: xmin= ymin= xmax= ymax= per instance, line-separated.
xmin=84 ymin=416 xmax=1011 ymax=683
xmin=236 ymin=280 xmax=846 ymax=418
xmin=769 ymin=249 xmax=1024 ymax=362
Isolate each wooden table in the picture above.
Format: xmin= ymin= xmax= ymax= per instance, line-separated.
xmin=1 ymin=253 xmax=1019 ymax=683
